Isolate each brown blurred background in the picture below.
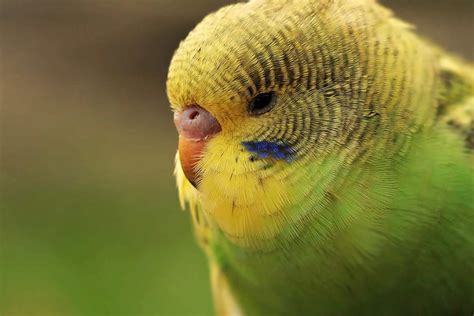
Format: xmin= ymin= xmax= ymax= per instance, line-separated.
xmin=0 ymin=1 xmax=472 ymax=315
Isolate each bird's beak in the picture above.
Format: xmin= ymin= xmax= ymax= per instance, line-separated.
xmin=174 ymin=105 xmax=221 ymax=187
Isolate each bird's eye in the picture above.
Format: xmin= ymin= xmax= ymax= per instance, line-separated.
xmin=248 ymin=92 xmax=276 ymax=115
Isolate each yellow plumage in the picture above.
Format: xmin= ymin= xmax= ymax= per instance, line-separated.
xmin=168 ymin=0 xmax=467 ymax=248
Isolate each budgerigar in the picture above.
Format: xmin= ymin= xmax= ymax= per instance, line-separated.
xmin=167 ymin=0 xmax=474 ymax=315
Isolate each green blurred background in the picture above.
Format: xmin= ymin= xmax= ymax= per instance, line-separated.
xmin=0 ymin=1 xmax=472 ymax=315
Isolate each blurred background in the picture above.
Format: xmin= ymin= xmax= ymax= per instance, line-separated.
xmin=0 ymin=0 xmax=472 ymax=315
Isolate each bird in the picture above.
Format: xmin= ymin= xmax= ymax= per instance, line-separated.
xmin=167 ymin=0 xmax=474 ymax=315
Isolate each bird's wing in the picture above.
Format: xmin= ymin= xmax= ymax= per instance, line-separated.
xmin=437 ymin=56 xmax=474 ymax=150
xmin=210 ymin=262 xmax=244 ymax=316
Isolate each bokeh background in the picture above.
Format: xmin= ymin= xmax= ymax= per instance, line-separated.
xmin=0 ymin=0 xmax=472 ymax=315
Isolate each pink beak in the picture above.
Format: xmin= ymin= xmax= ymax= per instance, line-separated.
xmin=174 ymin=105 xmax=221 ymax=186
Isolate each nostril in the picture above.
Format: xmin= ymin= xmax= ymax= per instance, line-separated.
xmin=189 ymin=110 xmax=200 ymax=120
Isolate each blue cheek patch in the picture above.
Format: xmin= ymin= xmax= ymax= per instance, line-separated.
xmin=242 ymin=141 xmax=295 ymax=162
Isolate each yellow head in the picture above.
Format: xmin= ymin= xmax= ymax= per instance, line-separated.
xmin=167 ymin=0 xmax=438 ymax=248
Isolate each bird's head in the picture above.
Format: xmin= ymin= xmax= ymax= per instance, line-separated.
xmin=167 ymin=0 xmax=436 ymax=248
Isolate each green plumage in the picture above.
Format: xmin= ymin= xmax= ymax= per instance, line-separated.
xmin=167 ymin=0 xmax=474 ymax=315
xmin=214 ymin=128 xmax=474 ymax=315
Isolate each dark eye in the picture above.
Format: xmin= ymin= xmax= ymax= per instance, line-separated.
xmin=248 ymin=92 xmax=276 ymax=115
